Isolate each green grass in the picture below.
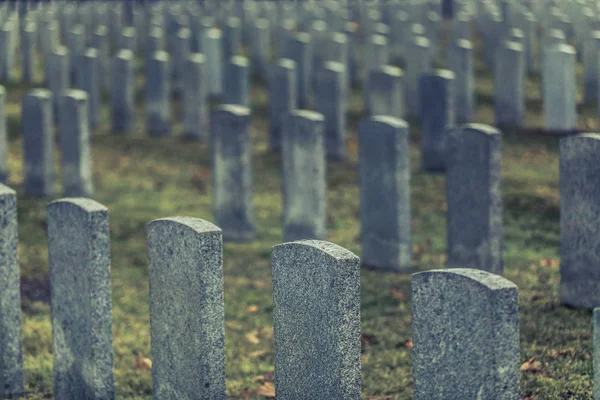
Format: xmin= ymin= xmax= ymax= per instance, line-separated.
xmin=3 ymin=39 xmax=597 ymax=399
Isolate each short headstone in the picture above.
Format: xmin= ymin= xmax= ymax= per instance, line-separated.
xmin=315 ymin=61 xmax=347 ymax=160
xmin=0 ymin=183 xmax=24 ymax=399
xmin=110 ymin=49 xmax=135 ymax=134
xmin=367 ymin=65 xmax=404 ymax=119
xmin=59 ymin=90 xmax=93 ymax=197
xmin=359 ymin=116 xmax=411 ymax=271
xmin=268 ymin=58 xmax=296 ymax=152
xmin=210 ymin=105 xmax=255 ymax=241
xmin=272 ymin=240 xmax=360 ymax=399
xmin=146 ymin=51 xmax=171 ymax=137
xmin=282 ymin=110 xmax=326 ymax=242
xmin=47 ymin=198 xmax=115 ymax=399
xmin=223 ymin=55 xmax=250 ymax=107
xmin=419 ymin=70 xmax=455 ymax=172
xmin=182 ymin=52 xmax=208 ymax=141
xmin=543 ymin=43 xmax=577 ymax=133
xmin=447 ymin=39 xmax=474 ymax=124
xmin=147 ymin=217 xmax=226 ymax=400
xmin=494 ymin=40 xmax=525 ymax=128
xmin=446 ymin=124 xmax=503 ymax=275
xmin=411 ymin=268 xmax=519 ymax=399
xmin=22 ymin=89 xmax=55 ymax=198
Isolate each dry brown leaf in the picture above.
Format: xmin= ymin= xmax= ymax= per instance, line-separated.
xmin=520 ymin=356 xmax=542 ymax=373
xmin=548 ymin=348 xmax=575 ymax=358
xmin=396 ymin=339 xmax=413 ymax=350
xmin=255 ymin=382 xmax=275 ymax=397
xmin=246 ymin=305 xmax=260 ymax=314
xmin=539 ymin=258 xmax=559 ymax=268
xmin=245 ymin=331 xmax=261 ymax=345
xmin=134 ymin=353 xmax=152 ymax=370
xmin=412 ymin=243 xmax=426 ymax=255
xmin=391 ymin=288 xmax=406 ymax=301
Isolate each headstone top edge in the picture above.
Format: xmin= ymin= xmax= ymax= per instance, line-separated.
xmin=412 ymin=268 xmax=518 ymax=291
xmin=0 ymin=183 xmax=16 ymax=196
xmin=47 ymin=198 xmax=108 ymax=214
xmin=273 ymin=240 xmax=359 ymax=262
xmin=148 ymin=217 xmax=222 ymax=235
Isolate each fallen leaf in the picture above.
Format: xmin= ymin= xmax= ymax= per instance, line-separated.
xmin=134 ymin=353 xmax=152 ymax=370
xmin=396 ymin=339 xmax=413 ymax=350
xmin=412 ymin=243 xmax=426 ymax=255
xmin=255 ymin=381 xmax=275 ymax=397
xmin=539 ymin=258 xmax=558 ymax=267
xmin=245 ymin=331 xmax=261 ymax=345
xmin=246 ymin=305 xmax=260 ymax=314
xmin=391 ymin=289 xmax=406 ymax=301
xmin=548 ymin=348 xmax=575 ymax=358
xmin=520 ymin=356 xmax=542 ymax=373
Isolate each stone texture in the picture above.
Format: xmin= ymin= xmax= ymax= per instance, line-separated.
xmin=495 ymin=40 xmax=525 ymax=128
xmin=146 ymin=51 xmax=171 ymax=137
xmin=182 ymin=52 xmax=208 ymax=141
xmin=59 ymin=90 xmax=93 ymax=198
xmin=367 ymin=65 xmax=404 ymax=119
xmin=223 ymin=55 xmax=249 ymax=107
xmin=543 ymin=43 xmax=577 ymax=133
xmin=268 ymin=58 xmax=296 ymax=152
xmin=47 ymin=198 xmax=114 ymax=400
xmin=446 ymin=124 xmax=503 ymax=275
xmin=272 ymin=240 xmax=360 ymax=400
xmin=210 ymin=105 xmax=255 ymax=241
xmin=22 ymin=89 xmax=55 ymax=198
xmin=559 ymin=134 xmax=600 ymax=308
xmin=405 ymin=36 xmax=432 ymax=118
xmin=315 ymin=61 xmax=347 ymax=160
xmin=411 ymin=268 xmax=519 ymax=400
xmin=0 ymin=184 xmax=23 ymax=399
xmin=282 ymin=110 xmax=326 ymax=242
xmin=359 ymin=116 xmax=411 ymax=271
xmin=147 ymin=217 xmax=226 ymax=400
xmin=110 ymin=49 xmax=135 ymax=134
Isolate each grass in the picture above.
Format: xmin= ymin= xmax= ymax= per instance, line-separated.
xmin=3 ymin=35 xmax=598 ymax=399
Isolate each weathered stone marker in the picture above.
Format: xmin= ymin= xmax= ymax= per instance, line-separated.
xmin=268 ymin=58 xmax=296 ymax=152
xmin=446 ymin=124 xmax=503 ymax=275
xmin=367 ymin=66 xmax=404 ymax=119
xmin=210 ymin=105 xmax=255 ymax=241
xmin=223 ymin=55 xmax=250 ymax=107
xmin=495 ymin=40 xmax=525 ymax=128
xmin=0 ymin=86 xmax=7 ymax=183
xmin=47 ymin=46 xmax=70 ymax=124
xmin=47 ymin=198 xmax=115 ymax=399
xmin=447 ymin=39 xmax=474 ymax=124
xmin=284 ymin=32 xmax=312 ymax=109
xmin=560 ymin=134 xmax=600 ymax=308
xmin=359 ymin=116 xmax=411 ymax=271
xmin=543 ymin=43 xmax=577 ymax=133
xmin=147 ymin=217 xmax=226 ymax=400
xmin=182 ymin=52 xmax=208 ymax=141
xmin=0 ymin=184 xmax=23 ymax=399
xmin=23 ymin=89 xmax=55 ymax=198
xmin=411 ymin=269 xmax=519 ymax=400
xmin=146 ymin=51 xmax=171 ymax=137
xmin=315 ymin=61 xmax=347 ymax=160
xmin=59 ymin=90 xmax=93 ymax=198
xmin=76 ymin=48 xmax=100 ymax=130
xmin=272 ymin=240 xmax=360 ymax=399
xmin=111 ymin=49 xmax=135 ymax=134
xmin=282 ymin=111 xmax=326 ymax=242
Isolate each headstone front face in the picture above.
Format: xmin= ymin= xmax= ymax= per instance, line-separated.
xmin=0 ymin=184 xmax=23 ymax=399
xmin=419 ymin=70 xmax=455 ymax=172
xmin=22 ymin=22 xmax=37 ymax=83
xmin=315 ymin=61 xmax=347 ymax=160
xmin=268 ymin=58 xmax=296 ymax=152
xmin=282 ymin=111 xmax=327 ymax=242
xmin=172 ymin=27 xmax=190 ymax=96
xmin=146 ymin=51 xmax=171 ymax=137
xmin=543 ymin=43 xmax=577 ymax=133
xmin=405 ymin=36 xmax=432 ymax=118
xmin=284 ymin=32 xmax=312 ymax=109
xmin=210 ymin=105 xmax=255 ymax=241
xmin=446 ymin=124 xmax=503 ymax=275
xmin=182 ymin=52 xmax=208 ymax=141
xmin=367 ymin=65 xmax=404 ymax=119
xmin=359 ymin=117 xmax=411 ymax=271
xmin=223 ymin=55 xmax=250 ymax=106
xmin=583 ymin=31 xmax=600 ymax=103
xmin=60 ymin=90 xmax=93 ymax=198
xmin=47 ymin=199 xmax=115 ymax=400
xmin=47 ymin=46 xmax=70 ymax=123
xmin=147 ymin=217 xmax=226 ymax=400
xmin=447 ymin=39 xmax=474 ymax=124
xmin=110 ymin=49 xmax=135 ymax=134
xmin=0 ymin=86 xmax=7 ymax=183
xmin=495 ymin=40 xmax=525 ymax=128
xmin=0 ymin=24 xmax=15 ymax=82
xmin=560 ymin=134 xmax=600 ymax=308
xmin=23 ymin=89 xmax=55 ymax=198
xmin=411 ymin=268 xmax=520 ymax=400
xmin=76 ymin=48 xmax=100 ymax=130
xmin=203 ymin=27 xmax=223 ymax=97
xmin=272 ymin=240 xmax=361 ymax=400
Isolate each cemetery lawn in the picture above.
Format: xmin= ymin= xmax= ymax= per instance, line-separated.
xmin=4 ymin=55 xmax=598 ymax=399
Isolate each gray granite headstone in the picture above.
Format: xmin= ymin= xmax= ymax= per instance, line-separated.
xmin=411 ymin=268 xmax=519 ymax=400
xmin=367 ymin=65 xmax=404 ymax=119
xmin=543 ymin=43 xmax=577 ymax=133
xmin=210 ymin=105 xmax=255 ymax=241
xmin=272 ymin=240 xmax=360 ymax=399
xmin=359 ymin=116 xmax=411 ymax=271
xmin=282 ymin=110 xmax=326 ymax=242
xmin=223 ymin=55 xmax=250 ymax=107
xmin=47 ymin=46 xmax=70 ymax=124
xmin=182 ymin=52 xmax=208 ymax=141
xmin=67 ymin=25 xmax=86 ymax=84
xmin=110 ymin=49 xmax=134 ymax=135
xmin=250 ymin=18 xmax=270 ymax=81
xmin=559 ymin=134 xmax=600 ymax=308
xmin=147 ymin=217 xmax=226 ymax=400
xmin=283 ymin=32 xmax=312 ymax=109
xmin=23 ymin=89 xmax=55 ymax=198
xmin=59 ymin=90 xmax=93 ymax=198
xmin=172 ymin=27 xmax=190 ymax=96
xmin=583 ymin=31 xmax=600 ymax=104
xmin=0 ymin=23 xmax=15 ymax=82
xmin=0 ymin=184 xmax=23 ymax=398
xmin=75 ymin=48 xmax=100 ymax=130
xmin=47 ymin=198 xmax=115 ymax=399
xmin=268 ymin=58 xmax=296 ymax=152
xmin=447 ymin=39 xmax=474 ymax=124
xmin=495 ymin=40 xmax=525 ymax=129
xmin=315 ymin=61 xmax=347 ymax=160
xmin=0 ymin=86 xmax=6 ymax=183
xmin=202 ymin=27 xmax=223 ymax=98
xmin=446 ymin=124 xmax=503 ymax=275
xmin=21 ymin=21 xmax=36 ymax=83
xmin=146 ymin=50 xmax=171 ymax=137
xmin=223 ymin=16 xmax=241 ymax=62
xmin=419 ymin=70 xmax=455 ymax=173
xmin=405 ymin=36 xmax=432 ymax=118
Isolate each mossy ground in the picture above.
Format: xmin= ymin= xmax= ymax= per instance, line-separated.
xmin=4 ymin=35 xmax=598 ymax=399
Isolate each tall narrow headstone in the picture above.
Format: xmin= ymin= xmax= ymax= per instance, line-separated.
xmin=21 ymin=21 xmax=36 ymax=83
xmin=447 ymin=39 xmax=474 ymax=124
xmin=494 ymin=41 xmax=525 ymax=128
xmin=47 ymin=46 xmax=70 ymax=123
xmin=210 ymin=105 xmax=255 ymax=241
xmin=0 ymin=23 xmax=15 ymax=82
xmin=147 ymin=217 xmax=226 ymax=400
xmin=110 ymin=49 xmax=135 ymax=134
xmin=282 ymin=111 xmax=326 ymax=241
xmin=446 ymin=124 xmax=503 ymax=275
xmin=359 ymin=117 xmax=411 ymax=271
xmin=22 ymin=89 xmax=54 ymax=198
xmin=272 ymin=240 xmax=360 ymax=400
xmin=203 ymin=27 xmax=223 ymax=98
xmin=315 ymin=61 xmax=347 ymax=160
xmin=0 ymin=184 xmax=23 ymax=399
xmin=76 ymin=48 xmax=100 ymax=130
xmin=172 ymin=27 xmax=190 ymax=96
xmin=405 ymin=36 xmax=433 ymax=118
xmin=182 ymin=52 xmax=208 ymax=141
xmin=146 ymin=51 xmax=171 ymax=137
xmin=367 ymin=66 xmax=404 ymax=119
xmin=583 ymin=31 xmax=600 ymax=104
xmin=543 ymin=44 xmax=577 ymax=133
xmin=284 ymin=32 xmax=312 ymax=109
xmin=411 ymin=269 xmax=519 ymax=399
xmin=59 ymin=90 xmax=93 ymax=198
xmin=268 ymin=58 xmax=296 ymax=152
xmin=223 ymin=16 xmax=241 ymax=62
xmin=250 ymin=18 xmax=270 ymax=81
xmin=223 ymin=55 xmax=250 ymax=107
xmin=47 ymin=199 xmax=115 ymax=400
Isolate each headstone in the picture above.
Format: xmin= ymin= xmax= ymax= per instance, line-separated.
xmin=282 ymin=110 xmax=326 ymax=242
xmin=182 ymin=53 xmax=208 ymax=141
xmin=447 ymin=39 xmax=474 ymax=124
xmin=76 ymin=48 xmax=100 ymax=130
xmin=21 ymin=21 xmax=36 ymax=83
xmin=91 ymin=25 xmax=109 ymax=92
xmin=315 ymin=61 xmax=347 ymax=160
xmin=405 ymin=36 xmax=433 ymax=118
xmin=0 ymin=183 xmax=23 ymax=399
xmin=272 ymin=240 xmax=360 ymax=399
xmin=284 ymin=32 xmax=312 ymax=109
xmin=147 ymin=217 xmax=226 ymax=399
xmin=559 ymin=134 xmax=600 ymax=308
xmin=446 ymin=124 xmax=503 ymax=275
xmin=47 ymin=198 xmax=115 ymax=400
xmin=543 ymin=44 xmax=577 ymax=133
xmin=411 ymin=269 xmax=519 ymax=399
xmin=223 ymin=55 xmax=250 ymax=107
xmin=494 ymin=41 xmax=525 ymax=128
xmin=119 ymin=26 xmax=136 ymax=53
xmin=268 ymin=58 xmax=296 ymax=152
xmin=0 ymin=86 xmax=6 ymax=183
xmin=210 ymin=105 xmax=255 ymax=241
xmin=203 ymin=27 xmax=223 ymax=98
xmin=22 ymin=89 xmax=54 ymax=198
xmin=47 ymin=46 xmax=70 ymax=124
xmin=367 ymin=66 xmax=404 ymax=119
xmin=363 ymin=34 xmax=389 ymax=113
xmin=67 ymin=24 xmax=85 ymax=84
xmin=359 ymin=116 xmax=411 ymax=271
xmin=583 ymin=31 xmax=600 ymax=104
xmin=223 ymin=16 xmax=241 ymax=62
xmin=0 ymin=23 xmax=15 ymax=82
xmin=110 ymin=49 xmax=135 ymax=134
xmin=419 ymin=70 xmax=455 ymax=172
xmin=250 ymin=18 xmax=270 ymax=81
xmin=59 ymin=90 xmax=93 ymax=197
xmin=146 ymin=51 xmax=171 ymax=137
